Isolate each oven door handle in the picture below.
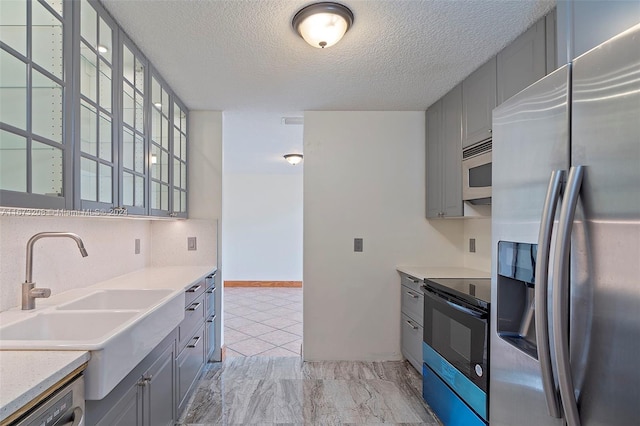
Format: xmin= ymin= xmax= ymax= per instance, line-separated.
xmin=423 ymin=288 xmax=487 ymax=319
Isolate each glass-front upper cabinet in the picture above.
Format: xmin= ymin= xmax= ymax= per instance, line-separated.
xmin=0 ymin=0 xmax=70 ymax=209
xmin=171 ymin=100 xmax=187 ymax=217
xmin=76 ymin=0 xmax=116 ymax=211
xmin=150 ymin=72 xmax=171 ymax=216
xmin=120 ymin=35 xmax=147 ymax=215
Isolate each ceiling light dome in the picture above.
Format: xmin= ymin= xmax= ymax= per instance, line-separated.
xmin=292 ymin=2 xmax=354 ymax=49
xmin=284 ymin=153 xmax=304 ymax=165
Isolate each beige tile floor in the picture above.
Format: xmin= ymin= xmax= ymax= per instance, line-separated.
xmin=224 ymin=287 xmax=302 ymax=358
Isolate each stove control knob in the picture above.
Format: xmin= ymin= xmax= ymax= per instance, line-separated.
xmin=475 ymin=364 xmax=483 ymax=377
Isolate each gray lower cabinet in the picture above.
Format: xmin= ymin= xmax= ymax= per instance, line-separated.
xmin=87 ymin=330 xmax=176 ymax=426
xmin=204 ymin=272 xmax=217 ymax=361
xmin=426 ymin=84 xmax=463 ymax=218
xmin=462 ymin=57 xmax=497 ymax=148
xmin=400 ymin=273 xmax=424 ymax=373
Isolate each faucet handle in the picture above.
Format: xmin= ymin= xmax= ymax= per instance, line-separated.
xmin=29 ymin=287 xmax=51 ymax=299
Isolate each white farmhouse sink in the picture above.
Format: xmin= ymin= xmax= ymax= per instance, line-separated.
xmin=0 ymin=311 xmax=137 ymax=341
xmin=56 ymin=289 xmax=173 ymax=310
xmin=0 ymin=288 xmax=185 ymax=400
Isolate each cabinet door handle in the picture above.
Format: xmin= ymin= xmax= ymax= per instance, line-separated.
xmin=187 ymin=302 xmax=201 ymax=311
xmin=206 ymin=314 xmax=216 ymax=323
xmin=405 ymin=320 xmax=418 ymax=330
xmin=186 ymin=284 xmax=202 ymax=293
xmin=405 ymin=276 xmax=419 ymax=284
xmin=206 ymin=287 xmax=216 ymax=294
xmin=406 ymin=291 xmax=419 ymax=299
xmin=188 ymin=336 xmax=201 ymax=348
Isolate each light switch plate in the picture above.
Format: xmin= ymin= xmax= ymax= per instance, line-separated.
xmin=135 ymin=239 xmax=140 ymax=254
xmin=187 ymin=237 xmax=197 ymax=251
xmin=469 ymin=238 xmax=476 ymax=253
xmin=354 ymin=238 xmax=363 ymax=252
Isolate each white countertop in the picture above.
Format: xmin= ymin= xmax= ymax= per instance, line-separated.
xmin=396 ymin=266 xmax=490 ymax=280
xmin=0 ymin=350 xmax=90 ymax=423
xmin=0 ymin=265 xmax=216 ymax=420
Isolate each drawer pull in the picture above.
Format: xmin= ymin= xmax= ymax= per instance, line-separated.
xmin=187 ymin=302 xmax=202 ymax=311
xmin=405 ymin=276 xmax=419 ymax=284
xmin=186 ymin=284 xmax=202 ymax=293
xmin=206 ymin=314 xmax=216 ymax=323
xmin=406 ymin=291 xmax=419 ymax=299
xmin=188 ymin=336 xmax=201 ymax=348
xmin=406 ymin=320 xmax=419 ymax=330
xmin=206 ymin=287 xmax=216 ymax=294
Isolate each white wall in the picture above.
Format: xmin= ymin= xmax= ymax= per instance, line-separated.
xmin=0 ymin=215 xmax=151 ymax=311
xmin=463 ymin=217 xmax=492 ymax=271
xmin=303 ymin=111 xmax=465 ymax=361
xmin=223 ymin=173 xmax=302 ymax=281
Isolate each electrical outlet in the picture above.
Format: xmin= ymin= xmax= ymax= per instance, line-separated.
xmin=469 ymin=238 xmax=476 ymax=253
xmin=354 ymin=238 xmax=363 ymax=252
xmin=135 ymin=239 xmax=140 ymax=254
xmin=187 ymin=237 xmax=197 ymax=251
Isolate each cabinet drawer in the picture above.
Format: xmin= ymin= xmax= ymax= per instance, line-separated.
xmin=401 ymin=313 xmax=424 ymax=374
xmin=184 ymin=278 xmax=206 ymax=307
xmin=177 ymin=323 xmax=206 ymax=413
xmin=178 ymin=292 xmax=205 ymax=352
xmin=401 ymin=284 xmax=424 ymax=326
xmin=400 ymin=274 xmax=422 ymax=293
xmin=205 ymin=283 xmax=215 ymax=318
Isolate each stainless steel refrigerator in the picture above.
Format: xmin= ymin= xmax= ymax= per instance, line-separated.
xmin=490 ymin=23 xmax=640 ymax=426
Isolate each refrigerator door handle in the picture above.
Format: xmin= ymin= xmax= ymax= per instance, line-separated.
xmin=534 ymin=169 xmax=565 ymax=419
xmin=552 ymin=165 xmax=585 ymax=426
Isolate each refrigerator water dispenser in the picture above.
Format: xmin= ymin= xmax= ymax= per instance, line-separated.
xmin=496 ymin=241 xmax=539 ymax=359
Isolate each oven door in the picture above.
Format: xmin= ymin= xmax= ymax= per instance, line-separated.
xmin=462 ymin=150 xmax=492 ymax=202
xmin=423 ymin=286 xmax=488 ymax=392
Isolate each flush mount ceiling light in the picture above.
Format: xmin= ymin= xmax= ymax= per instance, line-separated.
xmin=284 ymin=153 xmax=304 ymax=165
xmin=292 ymin=2 xmax=354 ymax=49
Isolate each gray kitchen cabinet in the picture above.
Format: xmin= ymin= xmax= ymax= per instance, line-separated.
xmin=462 ymin=57 xmax=496 ymax=148
xmin=426 ymin=85 xmax=463 ymax=219
xmin=497 ymin=19 xmax=547 ymax=104
xmin=425 ymin=101 xmax=443 ymax=219
xmin=400 ymin=273 xmax=424 ymax=374
xmin=88 ymin=331 xmax=176 ymax=426
xmin=204 ymin=272 xmax=217 ymax=361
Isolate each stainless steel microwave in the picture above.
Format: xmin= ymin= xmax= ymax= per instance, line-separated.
xmin=462 ymin=140 xmax=492 ymax=204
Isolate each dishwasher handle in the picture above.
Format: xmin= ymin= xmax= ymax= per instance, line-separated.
xmin=60 ymin=407 xmax=84 ymax=426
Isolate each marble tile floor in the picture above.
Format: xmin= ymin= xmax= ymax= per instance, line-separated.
xmin=225 ymin=287 xmax=303 ymax=358
xmin=178 ymin=356 xmax=442 ymax=425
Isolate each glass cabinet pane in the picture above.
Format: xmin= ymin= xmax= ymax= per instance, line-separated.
xmin=0 ymin=0 xmax=27 ymax=56
xmin=122 ymin=171 xmax=133 ymax=206
xmin=122 ymin=45 xmax=134 ymax=84
xmin=151 ymin=181 xmax=159 ymax=209
xmin=134 ymin=92 xmax=144 ymax=132
xmin=80 ymin=0 xmax=96 ymax=47
xmin=173 ymin=188 xmax=180 ymax=212
xmin=173 ymin=127 xmax=180 ymax=157
xmin=180 ymin=132 xmax=186 ymax=160
xmin=123 ymin=82 xmax=134 ymax=126
xmin=99 ymin=113 xmax=111 ymax=161
xmin=98 ymin=163 xmax=111 ymax=203
xmin=32 ymin=140 xmax=62 ymax=196
xmin=98 ymin=59 xmax=111 ymax=111
xmin=181 ymin=191 xmax=186 ymax=213
xmin=0 ymin=49 xmax=27 ymax=131
xmin=161 ymin=115 xmax=169 ymax=150
xmin=80 ymin=101 xmax=97 ymax=155
xmin=135 ymin=58 xmax=144 ymax=93
xmin=161 ymin=184 xmax=168 ymax=210
xmin=134 ymin=175 xmax=144 ymax=207
xmin=173 ymin=158 xmax=181 ymax=189
xmin=181 ymin=162 xmax=186 ymax=190
xmin=151 ymin=145 xmax=160 ymax=179
xmin=173 ymin=103 xmax=180 ymax=128
xmin=32 ymin=0 xmax=63 ymax=78
xmin=43 ymin=0 xmax=63 ymax=18
xmin=0 ymin=129 xmax=27 ymax=192
xmin=123 ymin=127 xmax=133 ymax=170
xmin=134 ymin=134 xmax=144 ymax=173
xmin=151 ymin=108 xmax=161 ymax=142
xmin=81 ymin=157 xmax=97 ymax=201
xmin=98 ymin=18 xmax=112 ymax=63
xmin=152 ymin=77 xmax=161 ymax=108
xmin=80 ymin=42 xmax=97 ymax=102
xmin=161 ymin=151 xmax=169 ymax=182
xmin=32 ymin=69 xmax=62 ymax=143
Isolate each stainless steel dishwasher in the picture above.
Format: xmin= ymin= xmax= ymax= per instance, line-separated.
xmin=12 ymin=374 xmax=84 ymax=426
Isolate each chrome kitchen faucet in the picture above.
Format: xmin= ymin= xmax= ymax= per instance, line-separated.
xmin=22 ymin=232 xmax=89 ymax=310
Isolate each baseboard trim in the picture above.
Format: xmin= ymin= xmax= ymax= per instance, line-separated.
xmin=221 ymin=344 xmax=226 ymax=360
xmin=224 ymin=280 xmax=302 ymax=288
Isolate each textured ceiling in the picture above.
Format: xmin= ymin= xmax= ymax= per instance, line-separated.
xmin=101 ymin=0 xmax=556 ymax=113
